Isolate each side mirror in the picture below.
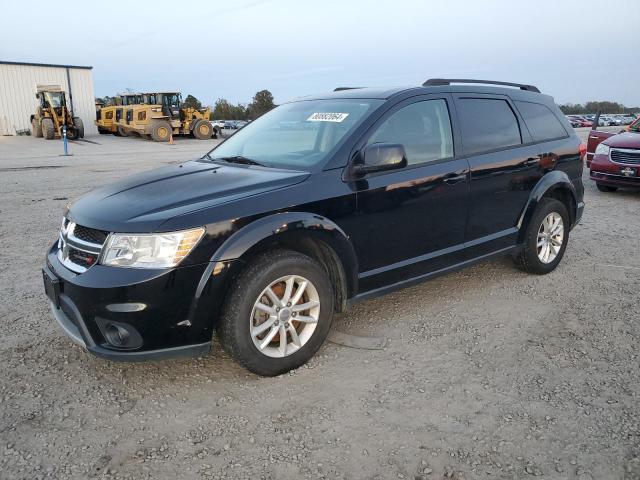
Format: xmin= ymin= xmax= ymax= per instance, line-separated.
xmin=353 ymin=143 xmax=407 ymax=176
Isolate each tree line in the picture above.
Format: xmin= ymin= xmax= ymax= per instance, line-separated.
xmin=96 ymin=90 xmax=277 ymax=121
xmin=559 ymin=101 xmax=640 ymax=115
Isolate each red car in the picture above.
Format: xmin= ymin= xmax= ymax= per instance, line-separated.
xmin=568 ymin=115 xmax=593 ymax=128
xmin=587 ymin=131 xmax=640 ymax=191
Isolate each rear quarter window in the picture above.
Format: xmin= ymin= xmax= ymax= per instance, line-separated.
xmin=515 ymin=101 xmax=568 ymax=142
xmin=456 ymin=98 xmax=521 ymax=155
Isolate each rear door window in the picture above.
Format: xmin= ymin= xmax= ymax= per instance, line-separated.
xmin=456 ymin=98 xmax=521 ymax=155
xmin=515 ymin=101 xmax=567 ymax=142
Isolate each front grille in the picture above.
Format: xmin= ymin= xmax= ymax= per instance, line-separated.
xmin=610 ymin=149 xmax=640 ymax=165
xmin=58 ymin=219 xmax=109 ymax=273
xmin=73 ymin=225 xmax=109 ymax=245
xmin=68 ymin=247 xmax=99 ymax=268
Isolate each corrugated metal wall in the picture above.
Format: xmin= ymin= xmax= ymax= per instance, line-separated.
xmin=0 ymin=63 xmax=97 ymax=136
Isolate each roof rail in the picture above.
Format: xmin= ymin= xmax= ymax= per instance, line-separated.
xmin=423 ymin=78 xmax=540 ymax=93
xmin=333 ymin=87 xmax=364 ymax=92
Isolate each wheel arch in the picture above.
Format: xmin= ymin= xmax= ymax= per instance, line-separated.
xmin=517 ymin=171 xmax=578 ymax=243
xmin=211 ymin=212 xmax=359 ymax=312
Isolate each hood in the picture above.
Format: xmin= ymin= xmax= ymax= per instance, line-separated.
xmin=67 ymin=160 xmax=309 ymax=232
xmin=604 ymin=132 xmax=640 ymax=149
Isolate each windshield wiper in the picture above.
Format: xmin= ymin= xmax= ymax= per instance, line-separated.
xmin=213 ymin=155 xmax=265 ymax=167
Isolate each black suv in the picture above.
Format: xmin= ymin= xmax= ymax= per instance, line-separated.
xmin=43 ymin=79 xmax=584 ymax=376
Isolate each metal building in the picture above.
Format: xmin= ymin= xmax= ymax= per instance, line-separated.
xmin=0 ymin=60 xmax=97 ymax=136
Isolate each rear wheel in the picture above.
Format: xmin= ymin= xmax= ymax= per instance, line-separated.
xmin=41 ymin=118 xmax=55 ymax=140
xmin=73 ymin=117 xmax=84 ymax=138
xmin=150 ymin=121 xmax=172 ymax=142
xmin=596 ymin=183 xmax=618 ymax=192
xmin=117 ymin=126 xmax=130 ymax=137
xmin=66 ymin=126 xmax=79 ymax=140
xmin=31 ymin=118 xmax=42 ymax=137
xmin=515 ymin=198 xmax=569 ymax=275
xmin=193 ymin=119 xmax=213 ymax=140
xmin=218 ymin=250 xmax=334 ymax=376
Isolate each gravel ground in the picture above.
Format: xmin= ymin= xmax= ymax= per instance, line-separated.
xmin=0 ymin=128 xmax=638 ymax=480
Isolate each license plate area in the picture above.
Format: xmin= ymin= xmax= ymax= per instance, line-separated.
xmin=43 ymin=267 xmax=61 ymax=307
xmin=620 ymin=166 xmax=637 ymax=177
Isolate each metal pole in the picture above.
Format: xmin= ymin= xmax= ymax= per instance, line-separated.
xmin=60 ymin=125 xmax=73 ymax=157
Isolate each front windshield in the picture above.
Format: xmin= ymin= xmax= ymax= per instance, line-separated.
xmin=44 ymin=92 xmax=64 ymax=108
xmin=206 ymin=99 xmax=383 ymax=170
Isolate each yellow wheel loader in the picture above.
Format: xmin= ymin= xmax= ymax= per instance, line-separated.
xmin=31 ymin=86 xmax=84 ymax=140
xmin=115 ymin=92 xmax=214 ymax=142
xmin=95 ymin=93 xmax=143 ymax=135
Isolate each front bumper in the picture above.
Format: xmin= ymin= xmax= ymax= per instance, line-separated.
xmin=590 ymin=154 xmax=640 ymax=188
xmin=44 ymin=242 xmax=235 ymax=361
xmin=49 ymin=297 xmax=210 ymax=361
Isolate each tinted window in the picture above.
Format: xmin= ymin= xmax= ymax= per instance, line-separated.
xmin=516 ymin=101 xmax=567 ymax=142
xmin=208 ymin=99 xmax=383 ymax=170
xmin=367 ymin=99 xmax=453 ymax=165
xmin=457 ymin=98 xmax=521 ymax=155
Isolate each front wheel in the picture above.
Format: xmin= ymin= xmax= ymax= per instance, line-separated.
xmin=515 ymin=198 xmax=569 ymax=275
xmin=596 ymin=183 xmax=618 ymax=192
xmin=150 ymin=121 xmax=172 ymax=142
xmin=193 ymin=119 xmax=213 ymax=139
xmin=218 ymin=250 xmax=334 ymax=376
xmin=31 ymin=118 xmax=42 ymax=137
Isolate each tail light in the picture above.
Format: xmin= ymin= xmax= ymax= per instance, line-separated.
xmin=579 ymin=143 xmax=587 ymax=161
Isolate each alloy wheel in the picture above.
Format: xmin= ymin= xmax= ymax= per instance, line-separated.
xmin=250 ymin=275 xmax=320 ymax=358
xmin=537 ymin=212 xmax=564 ymax=264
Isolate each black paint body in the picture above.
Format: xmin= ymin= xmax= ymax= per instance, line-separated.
xmin=44 ymin=84 xmax=584 ymax=360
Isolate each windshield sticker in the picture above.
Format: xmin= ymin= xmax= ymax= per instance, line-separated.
xmin=307 ymin=112 xmax=349 ymax=123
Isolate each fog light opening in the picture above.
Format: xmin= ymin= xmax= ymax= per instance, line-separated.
xmin=105 ymin=323 xmax=130 ymax=346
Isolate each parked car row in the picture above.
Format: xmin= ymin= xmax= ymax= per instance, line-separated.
xmin=210 ymin=119 xmax=249 ymax=131
xmin=566 ymin=113 xmax=638 ymax=128
xmin=566 ymin=115 xmax=593 ymax=128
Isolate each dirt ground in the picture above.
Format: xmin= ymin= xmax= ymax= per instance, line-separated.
xmin=0 ymin=128 xmax=638 ymax=480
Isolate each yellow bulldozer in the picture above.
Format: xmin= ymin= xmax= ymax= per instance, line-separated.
xmin=31 ymin=86 xmax=84 ymax=140
xmin=95 ymin=93 xmax=144 ymax=135
xmin=115 ymin=92 xmax=214 ymax=142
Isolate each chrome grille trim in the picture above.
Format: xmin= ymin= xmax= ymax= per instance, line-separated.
xmin=610 ymin=148 xmax=640 ymax=165
xmin=57 ymin=219 xmax=108 ymax=273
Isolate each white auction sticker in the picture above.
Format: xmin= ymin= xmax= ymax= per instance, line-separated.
xmin=307 ymin=112 xmax=349 ymax=123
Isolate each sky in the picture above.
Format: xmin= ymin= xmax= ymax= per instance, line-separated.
xmin=1 ymin=0 xmax=639 ymax=107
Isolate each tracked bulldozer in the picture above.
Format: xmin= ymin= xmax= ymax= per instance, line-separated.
xmin=115 ymin=92 xmax=214 ymax=142
xmin=31 ymin=86 xmax=84 ymax=140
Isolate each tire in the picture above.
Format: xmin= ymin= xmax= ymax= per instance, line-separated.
xmin=150 ymin=121 xmax=172 ymax=142
xmin=218 ymin=250 xmax=335 ymax=376
xmin=73 ymin=117 xmax=84 ymax=138
xmin=514 ymin=198 xmax=570 ymax=275
xmin=212 ymin=127 xmax=219 ymax=139
xmin=596 ymin=183 xmax=618 ymax=192
xmin=117 ymin=125 xmax=130 ymax=137
xmin=41 ymin=118 xmax=55 ymax=140
xmin=193 ymin=119 xmax=213 ymax=140
xmin=98 ymin=127 xmax=110 ymax=135
xmin=66 ymin=126 xmax=79 ymax=140
xmin=31 ymin=118 xmax=42 ymax=137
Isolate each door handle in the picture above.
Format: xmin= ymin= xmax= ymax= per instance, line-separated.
xmin=523 ymin=157 xmax=539 ymax=167
xmin=443 ymin=172 xmax=467 ymax=184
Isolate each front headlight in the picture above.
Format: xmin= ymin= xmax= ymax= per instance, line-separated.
xmin=100 ymin=227 xmax=205 ymax=269
xmin=595 ymin=143 xmax=610 ymax=156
